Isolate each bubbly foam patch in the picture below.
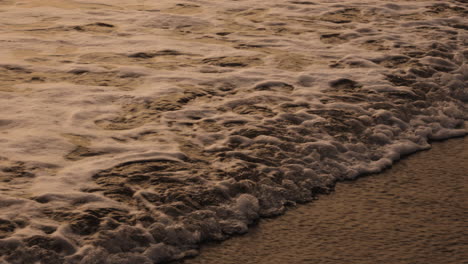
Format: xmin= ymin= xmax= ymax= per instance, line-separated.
xmin=0 ymin=0 xmax=466 ymax=263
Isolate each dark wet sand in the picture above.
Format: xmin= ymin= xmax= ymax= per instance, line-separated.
xmin=184 ymin=137 xmax=468 ymax=264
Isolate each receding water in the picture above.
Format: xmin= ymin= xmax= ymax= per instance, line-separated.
xmin=184 ymin=137 xmax=468 ymax=264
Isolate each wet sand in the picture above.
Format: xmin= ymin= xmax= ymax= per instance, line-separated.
xmin=0 ymin=1 xmax=466 ymax=262
xmin=185 ymin=137 xmax=468 ymax=264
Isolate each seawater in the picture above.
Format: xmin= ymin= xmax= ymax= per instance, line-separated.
xmin=184 ymin=137 xmax=468 ymax=264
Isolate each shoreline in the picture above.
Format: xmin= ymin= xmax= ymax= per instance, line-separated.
xmin=0 ymin=1 xmax=467 ymax=263
xmin=184 ymin=136 xmax=468 ymax=264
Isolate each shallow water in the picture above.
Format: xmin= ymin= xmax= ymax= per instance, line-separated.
xmin=184 ymin=137 xmax=468 ymax=264
xmin=1 ymin=1 xmax=467 ymax=262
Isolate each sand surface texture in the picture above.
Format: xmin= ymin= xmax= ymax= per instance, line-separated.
xmin=0 ymin=0 xmax=467 ymax=263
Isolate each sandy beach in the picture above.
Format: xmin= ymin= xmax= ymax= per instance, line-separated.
xmin=0 ymin=0 xmax=467 ymax=263
xmin=185 ymin=137 xmax=468 ymax=264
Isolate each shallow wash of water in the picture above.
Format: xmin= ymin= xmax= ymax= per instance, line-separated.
xmin=184 ymin=137 xmax=468 ymax=264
